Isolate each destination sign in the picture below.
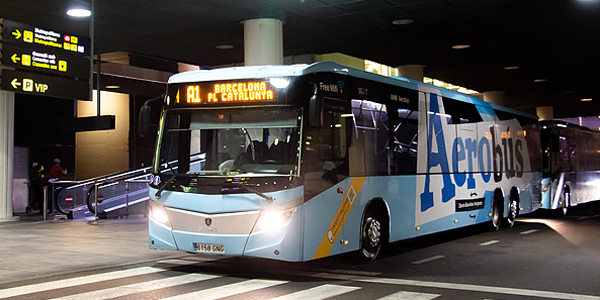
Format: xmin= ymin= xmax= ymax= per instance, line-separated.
xmin=2 ymin=43 xmax=89 ymax=79
xmin=2 ymin=19 xmax=90 ymax=56
xmin=170 ymin=79 xmax=285 ymax=106
xmin=1 ymin=70 xmax=89 ymax=100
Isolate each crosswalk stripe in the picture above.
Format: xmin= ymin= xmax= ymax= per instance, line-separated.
xmin=377 ymin=291 xmax=441 ymax=300
xmin=161 ymin=279 xmax=288 ymax=300
xmin=0 ymin=266 xmax=164 ymax=299
xmin=269 ymin=284 xmax=361 ymax=300
xmin=49 ymin=273 xmax=219 ymax=300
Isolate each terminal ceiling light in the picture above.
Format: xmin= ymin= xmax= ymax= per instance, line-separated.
xmin=534 ymin=79 xmax=547 ymax=83
xmin=581 ymin=98 xmax=593 ymax=102
xmin=504 ymin=66 xmax=519 ymax=70
xmin=392 ymin=19 xmax=414 ymax=25
xmin=66 ymin=8 xmax=91 ymax=17
xmin=105 ymin=85 xmax=120 ymax=89
xmin=452 ymin=44 xmax=470 ymax=49
xmin=215 ymin=45 xmax=234 ymax=50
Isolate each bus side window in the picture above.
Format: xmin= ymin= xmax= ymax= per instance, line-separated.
xmin=390 ymin=107 xmax=418 ymax=175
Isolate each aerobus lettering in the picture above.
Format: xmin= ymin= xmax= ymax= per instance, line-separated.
xmin=420 ymin=94 xmax=526 ymax=212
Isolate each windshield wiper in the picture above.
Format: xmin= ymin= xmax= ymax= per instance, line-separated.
xmin=155 ymin=173 xmax=178 ymax=199
xmin=239 ymin=183 xmax=274 ymax=203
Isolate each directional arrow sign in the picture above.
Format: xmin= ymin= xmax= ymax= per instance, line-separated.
xmin=12 ymin=29 xmax=22 ymax=40
xmin=11 ymin=78 xmax=22 ymax=89
xmin=2 ymin=43 xmax=90 ymax=79
xmin=1 ymin=70 xmax=89 ymax=100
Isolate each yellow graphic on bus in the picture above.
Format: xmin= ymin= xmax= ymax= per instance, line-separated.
xmin=313 ymin=177 xmax=366 ymax=260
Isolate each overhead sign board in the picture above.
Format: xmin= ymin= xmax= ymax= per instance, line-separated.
xmin=1 ymin=70 xmax=89 ymax=100
xmin=1 ymin=19 xmax=90 ymax=56
xmin=2 ymin=43 xmax=89 ymax=79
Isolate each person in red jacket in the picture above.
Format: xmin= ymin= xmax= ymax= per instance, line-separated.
xmin=48 ymin=158 xmax=67 ymax=180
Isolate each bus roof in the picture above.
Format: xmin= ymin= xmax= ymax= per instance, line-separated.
xmin=169 ymin=62 xmax=537 ymax=120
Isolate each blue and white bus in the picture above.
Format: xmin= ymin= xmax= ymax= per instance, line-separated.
xmin=144 ymin=62 xmax=542 ymax=262
xmin=541 ymin=120 xmax=600 ymax=214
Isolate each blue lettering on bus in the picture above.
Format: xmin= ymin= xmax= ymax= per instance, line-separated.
xmin=420 ymin=95 xmax=525 ymax=212
xmin=420 ymin=94 xmax=455 ymax=212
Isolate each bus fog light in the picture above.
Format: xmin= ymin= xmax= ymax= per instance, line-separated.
xmin=257 ymin=207 xmax=297 ymax=231
xmin=150 ymin=205 xmax=170 ymax=225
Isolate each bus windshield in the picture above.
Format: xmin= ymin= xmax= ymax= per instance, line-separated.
xmin=157 ymin=107 xmax=301 ymax=177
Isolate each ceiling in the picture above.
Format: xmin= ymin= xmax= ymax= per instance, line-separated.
xmin=2 ymin=0 xmax=600 ymax=118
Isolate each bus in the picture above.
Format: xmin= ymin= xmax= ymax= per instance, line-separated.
xmin=142 ymin=62 xmax=542 ymax=262
xmin=541 ymin=120 xmax=600 ymax=214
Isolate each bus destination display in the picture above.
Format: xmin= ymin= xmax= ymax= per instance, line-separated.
xmin=173 ymin=80 xmax=282 ymax=106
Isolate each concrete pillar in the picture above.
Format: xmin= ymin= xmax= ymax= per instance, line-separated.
xmin=243 ymin=18 xmax=283 ymax=66
xmin=483 ymin=91 xmax=505 ymax=106
xmin=397 ymin=64 xmax=424 ymax=81
xmin=0 ymin=91 xmax=16 ymax=222
xmin=536 ymin=106 xmax=554 ymax=121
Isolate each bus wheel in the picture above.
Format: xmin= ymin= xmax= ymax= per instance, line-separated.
xmin=490 ymin=195 xmax=502 ymax=231
xmin=504 ymin=198 xmax=518 ymax=228
xmin=360 ymin=211 xmax=382 ymax=262
xmin=562 ymin=192 xmax=570 ymax=216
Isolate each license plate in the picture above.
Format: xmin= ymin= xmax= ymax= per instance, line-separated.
xmin=193 ymin=242 xmax=225 ymax=254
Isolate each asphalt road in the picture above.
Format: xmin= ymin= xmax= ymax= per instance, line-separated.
xmin=1 ymin=202 xmax=599 ymax=300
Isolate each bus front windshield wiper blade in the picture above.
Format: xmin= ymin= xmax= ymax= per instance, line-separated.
xmin=155 ymin=173 xmax=178 ymax=199
xmin=239 ymin=183 xmax=274 ymax=203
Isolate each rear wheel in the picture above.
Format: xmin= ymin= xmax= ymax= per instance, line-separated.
xmin=504 ymin=198 xmax=518 ymax=228
xmin=562 ymin=191 xmax=570 ymax=216
xmin=359 ymin=210 xmax=383 ymax=262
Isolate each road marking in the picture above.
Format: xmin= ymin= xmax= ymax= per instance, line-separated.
xmin=157 ymin=257 xmax=218 ymax=265
xmin=49 ymin=273 xmax=218 ymax=300
xmin=377 ymin=290 xmax=440 ymax=300
xmin=269 ymin=284 xmax=360 ymax=300
xmin=0 ymin=267 xmax=164 ymax=299
xmin=520 ymin=229 xmax=539 ymax=235
xmin=331 ymin=269 xmax=382 ymax=276
xmin=316 ymin=274 xmax=600 ymax=300
xmin=412 ymin=255 xmax=445 ymax=265
xmin=161 ymin=279 xmax=287 ymax=300
xmin=479 ymin=240 xmax=499 ymax=246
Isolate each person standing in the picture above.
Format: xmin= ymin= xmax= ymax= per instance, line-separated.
xmin=48 ymin=158 xmax=67 ymax=180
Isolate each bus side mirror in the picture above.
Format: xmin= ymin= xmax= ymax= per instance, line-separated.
xmin=138 ymin=104 xmax=151 ymax=137
xmin=138 ymin=94 xmax=165 ymax=137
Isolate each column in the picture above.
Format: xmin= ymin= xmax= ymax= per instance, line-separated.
xmin=536 ymin=106 xmax=554 ymax=121
xmin=0 ymin=91 xmax=16 ymax=221
xmin=243 ymin=18 xmax=283 ymax=66
xmin=483 ymin=91 xmax=505 ymax=106
xmin=397 ymin=64 xmax=424 ymax=81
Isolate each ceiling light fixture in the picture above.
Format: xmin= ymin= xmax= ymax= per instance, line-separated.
xmin=504 ymin=66 xmax=519 ymax=70
xmin=392 ymin=19 xmax=414 ymax=25
xmin=66 ymin=8 xmax=91 ymax=17
xmin=452 ymin=44 xmax=470 ymax=50
xmin=581 ymin=98 xmax=593 ymax=102
xmin=215 ymin=45 xmax=234 ymax=50
xmin=105 ymin=85 xmax=120 ymax=89
xmin=534 ymin=79 xmax=547 ymax=83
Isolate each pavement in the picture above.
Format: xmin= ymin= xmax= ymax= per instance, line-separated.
xmin=0 ymin=213 xmax=186 ymax=285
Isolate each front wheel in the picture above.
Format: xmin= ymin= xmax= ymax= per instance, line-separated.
xmin=360 ymin=214 xmax=382 ymax=262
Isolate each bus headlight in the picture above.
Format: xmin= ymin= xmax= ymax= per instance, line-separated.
xmin=257 ymin=207 xmax=297 ymax=231
xmin=150 ymin=204 xmax=170 ymax=225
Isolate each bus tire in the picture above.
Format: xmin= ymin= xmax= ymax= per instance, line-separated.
xmin=490 ymin=190 xmax=503 ymax=231
xmin=562 ymin=190 xmax=570 ymax=216
xmin=503 ymin=188 xmax=519 ymax=228
xmin=359 ymin=207 xmax=384 ymax=262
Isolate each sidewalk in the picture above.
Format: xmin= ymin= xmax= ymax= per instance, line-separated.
xmin=0 ymin=216 xmax=185 ymax=285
